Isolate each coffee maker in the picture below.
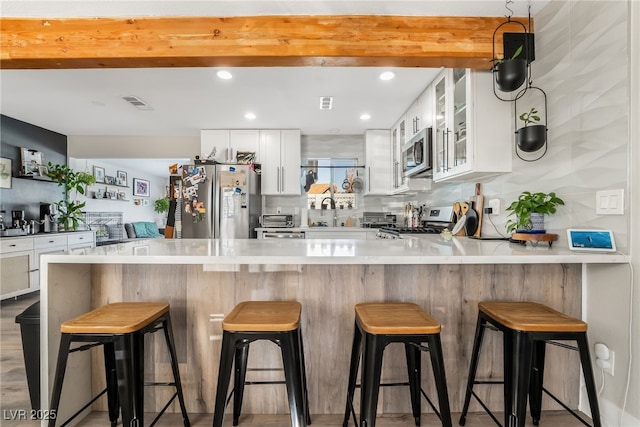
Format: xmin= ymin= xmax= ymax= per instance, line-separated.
xmin=11 ymin=210 xmax=26 ymax=230
xmin=40 ymin=203 xmax=58 ymax=233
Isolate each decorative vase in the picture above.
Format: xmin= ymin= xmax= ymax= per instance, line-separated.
xmin=515 ymin=124 xmax=547 ymax=152
xmin=530 ymin=213 xmax=545 ymax=231
xmin=495 ymin=59 xmax=527 ymax=92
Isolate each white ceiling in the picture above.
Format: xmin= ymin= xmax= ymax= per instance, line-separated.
xmin=1 ymin=0 xmax=548 ymax=176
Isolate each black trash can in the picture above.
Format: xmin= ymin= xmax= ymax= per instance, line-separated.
xmin=15 ymin=300 xmax=40 ymax=411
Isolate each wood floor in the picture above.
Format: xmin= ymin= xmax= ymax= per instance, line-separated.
xmin=1 ymin=293 xmax=590 ymax=427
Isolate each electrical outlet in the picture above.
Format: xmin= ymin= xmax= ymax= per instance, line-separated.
xmin=276 ymin=207 xmax=282 ymax=214
xmin=595 ymin=342 xmax=615 ymax=376
xmin=487 ymin=199 xmax=500 ymax=215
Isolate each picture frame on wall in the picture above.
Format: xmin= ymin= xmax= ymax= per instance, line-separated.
xmin=105 ymin=175 xmax=115 ymax=185
xmin=94 ymin=166 xmax=105 ymax=183
xmin=0 ymin=157 xmax=12 ymax=188
xmin=133 ymin=178 xmax=150 ymax=197
xmin=117 ymin=170 xmax=127 ymax=186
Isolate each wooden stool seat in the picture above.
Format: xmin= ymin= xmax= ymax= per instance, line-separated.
xmin=222 ymin=300 xmax=301 ymax=332
xmin=355 ymin=302 xmax=441 ymax=335
xmin=61 ymin=302 xmax=169 ymax=334
xmin=479 ymin=301 xmax=587 ymax=332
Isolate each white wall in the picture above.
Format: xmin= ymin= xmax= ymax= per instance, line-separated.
xmin=69 ymin=158 xmax=169 ymax=226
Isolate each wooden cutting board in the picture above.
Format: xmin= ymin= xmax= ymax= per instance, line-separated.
xmin=472 ymin=183 xmax=484 ymax=238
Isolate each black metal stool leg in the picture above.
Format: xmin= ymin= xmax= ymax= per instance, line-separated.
xmin=577 ymin=333 xmax=602 ymax=427
xmin=103 ymin=342 xmax=120 ymax=427
xmin=343 ymin=321 xmax=363 ymax=427
xmin=404 ymin=343 xmax=421 ymax=426
xmin=48 ymin=333 xmax=73 ymax=427
xmin=459 ymin=314 xmax=487 ymax=426
xmin=281 ymin=330 xmax=306 ymax=427
xmin=528 ymin=340 xmax=546 ymax=426
xmin=296 ymin=328 xmax=312 ymax=425
xmin=504 ymin=332 xmax=533 ymax=427
xmin=360 ymin=332 xmax=385 ymax=427
xmin=163 ymin=314 xmax=191 ymax=427
xmin=213 ymin=331 xmax=236 ymax=427
xmin=427 ymin=334 xmax=452 ymax=427
xmin=114 ymin=335 xmax=134 ymax=427
xmin=233 ymin=341 xmax=250 ymax=426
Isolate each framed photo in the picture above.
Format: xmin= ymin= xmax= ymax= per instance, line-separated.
xmin=94 ymin=166 xmax=105 ymax=183
xmin=105 ymin=175 xmax=115 ymax=185
xmin=0 ymin=157 xmax=12 ymax=188
xmin=38 ymin=165 xmax=49 ymax=177
xmin=117 ymin=170 xmax=127 ymax=186
xmin=133 ymin=178 xmax=150 ymax=197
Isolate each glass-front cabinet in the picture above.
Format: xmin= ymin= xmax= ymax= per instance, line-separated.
xmin=432 ymin=69 xmax=511 ymax=182
xmin=433 ymin=68 xmax=470 ymax=181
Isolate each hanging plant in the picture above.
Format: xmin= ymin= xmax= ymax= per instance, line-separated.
xmin=515 ymin=107 xmax=546 ymax=152
xmin=493 ymin=45 xmax=527 ymax=92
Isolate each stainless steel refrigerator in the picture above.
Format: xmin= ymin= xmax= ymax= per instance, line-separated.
xmin=178 ymin=163 xmax=261 ymax=238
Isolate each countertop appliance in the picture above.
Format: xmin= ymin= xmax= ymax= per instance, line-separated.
xmin=361 ymin=212 xmax=397 ymax=228
xmin=177 ymin=163 xmax=261 ymax=238
xmin=402 ymin=127 xmax=433 ymax=178
xmin=260 ymin=214 xmax=294 ymax=228
xmin=376 ymin=206 xmax=454 ymax=239
xmin=262 ymin=230 xmax=306 ymax=239
xmin=40 ymin=203 xmax=58 ymax=233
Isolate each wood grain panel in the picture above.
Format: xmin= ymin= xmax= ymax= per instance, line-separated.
xmin=0 ymin=16 xmax=531 ymax=70
xmin=85 ymin=262 xmax=580 ymax=416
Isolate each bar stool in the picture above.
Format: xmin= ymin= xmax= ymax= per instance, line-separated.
xmin=48 ymin=302 xmax=190 ymax=427
xmin=459 ymin=301 xmax=602 ymax=427
xmin=212 ymin=300 xmax=311 ymax=427
xmin=343 ymin=302 xmax=452 ymax=427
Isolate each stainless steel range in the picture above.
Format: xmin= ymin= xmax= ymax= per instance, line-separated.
xmin=376 ymin=206 xmax=454 ymax=239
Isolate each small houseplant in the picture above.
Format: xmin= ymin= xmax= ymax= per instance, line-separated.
xmin=505 ymin=191 xmax=565 ymax=233
xmin=154 ymin=197 xmax=170 ymax=214
xmin=493 ymin=45 xmax=526 ymax=92
xmin=47 ymin=162 xmax=96 ymax=230
xmin=515 ymin=107 xmax=547 ymax=152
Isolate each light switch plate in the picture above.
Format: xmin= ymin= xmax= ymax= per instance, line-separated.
xmin=595 ymin=189 xmax=624 ymax=215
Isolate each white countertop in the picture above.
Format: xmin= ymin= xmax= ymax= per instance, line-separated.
xmin=46 ymin=237 xmax=630 ymax=265
xmin=256 ymin=227 xmax=371 ymax=232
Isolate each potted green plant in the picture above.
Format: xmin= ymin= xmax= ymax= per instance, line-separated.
xmin=154 ymin=197 xmax=170 ymax=214
xmin=46 ymin=162 xmax=96 ymax=231
xmin=505 ymin=191 xmax=565 ymax=233
xmin=493 ymin=45 xmax=526 ymax=92
xmin=515 ymin=107 xmax=547 ymax=152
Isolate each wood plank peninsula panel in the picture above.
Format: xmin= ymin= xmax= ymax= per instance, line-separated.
xmin=1 ymin=16 xmax=531 ymax=69
xmin=76 ymin=262 xmax=580 ymax=416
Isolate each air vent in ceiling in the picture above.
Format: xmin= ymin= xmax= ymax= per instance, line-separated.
xmin=122 ymin=95 xmax=153 ymax=110
xmin=319 ymin=96 xmax=333 ymax=110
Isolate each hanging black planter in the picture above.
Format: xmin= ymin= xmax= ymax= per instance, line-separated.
xmin=495 ymin=58 xmax=528 ymax=92
xmin=515 ymin=124 xmax=546 ymax=152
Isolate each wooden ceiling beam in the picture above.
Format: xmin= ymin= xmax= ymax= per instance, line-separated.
xmin=0 ymin=15 xmax=532 ymax=70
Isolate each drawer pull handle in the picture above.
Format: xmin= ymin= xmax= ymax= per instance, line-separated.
xmin=9 ymin=244 xmax=17 ymax=247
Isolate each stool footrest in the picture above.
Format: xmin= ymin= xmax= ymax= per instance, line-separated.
xmin=542 ymin=388 xmax=594 ymax=427
xmin=58 ymin=387 xmax=108 ymax=427
xmin=144 ymin=381 xmax=177 ymax=387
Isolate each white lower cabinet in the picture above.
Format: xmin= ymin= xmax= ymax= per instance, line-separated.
xmin=0 ymin=231 xmax=95 ymax=300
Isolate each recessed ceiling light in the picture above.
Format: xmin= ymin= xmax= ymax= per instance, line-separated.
xmin=217 ymin=70 xmax=233 ymax=80
xmin=360 ymin=113 xmax=371 ymax=121
xmin=379 ymin=71 xmax=395 ymax=81
xmin=245 ymin=112 xmax=256 ymax=120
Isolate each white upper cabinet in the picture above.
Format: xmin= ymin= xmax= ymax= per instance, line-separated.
xmin=260 ymin=130 xmax=301 ymax=195
xmin=364 ymin=130 xmax=392 ymax=196
xmin=200 ymin=129 xmax=260 ymax=163
xmin=406 ymin=99 xmax=421 ymax=141
xmin=432 ymin=69 xmax=511 ymax=182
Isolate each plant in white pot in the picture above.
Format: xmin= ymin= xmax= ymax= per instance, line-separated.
xmin=515 ymin=107 xmax=547 ymax=153
xmin=47 ymin=162 xmax=96 ymax=231
xmin=505 ymin=191 xmax=565 ymax=234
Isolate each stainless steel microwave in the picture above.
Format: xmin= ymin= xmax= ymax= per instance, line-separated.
xmin=402 ymin=127 xmax=433 ymax=178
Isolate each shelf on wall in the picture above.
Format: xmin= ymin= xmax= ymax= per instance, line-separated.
xmin=15 ymin=175 xmax=55 ymax=182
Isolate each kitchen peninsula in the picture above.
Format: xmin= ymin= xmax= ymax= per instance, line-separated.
xmin=40 ymin=238 xmax=628 ymax=425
